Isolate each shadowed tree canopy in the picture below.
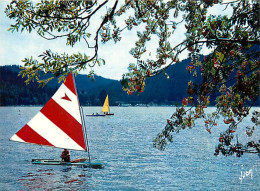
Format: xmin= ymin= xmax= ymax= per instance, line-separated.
xmin=5 ymin=0 xmax=260 ymax=157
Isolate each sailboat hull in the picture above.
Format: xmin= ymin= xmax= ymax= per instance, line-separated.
xmin=86 ymin=113 xmax=114 ymax=116
xmin=86 ymin=114 xmax=106 ymax=117
xmin=106 ymin=113 xmax=114 ymax=116
xmin=31 ymin=159 xmax=104 ymax=169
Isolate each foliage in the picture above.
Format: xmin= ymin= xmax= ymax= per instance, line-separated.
xmin=5 ymin=0 xmax=260 ymax=156
xmin=5 ymin=0 xmax=107 ymax=85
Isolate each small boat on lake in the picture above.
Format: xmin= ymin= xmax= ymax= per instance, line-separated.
xmin=86 ymin=94 xmax=114 ymax=116
xmin=10 ymin=73 xmax=104 ymax=169
xmin=102 ymin=95 xmax=114 ymax=116
xmin=86 ymin=112 xmax=106 ymax=117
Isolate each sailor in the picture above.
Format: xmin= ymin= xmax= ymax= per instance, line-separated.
xmin=61 ymin=148 xmax=70 ymax=162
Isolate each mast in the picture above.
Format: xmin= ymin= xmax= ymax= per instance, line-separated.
xmin=108 ymin=95 xmax=110 ymax=113
xmin=73 ymin=74 xmax=91 ymax=163
xmin=80 ymin=106 xmax=91 ymax=163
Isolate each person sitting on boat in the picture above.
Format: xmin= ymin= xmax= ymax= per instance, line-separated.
xmin=61 ymin=148 xmax=70 ymax=162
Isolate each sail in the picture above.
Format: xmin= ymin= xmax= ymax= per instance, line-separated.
xmin=102 ymin=95 xmax=109 ymax=113
xmin=10 ymin=74 xmax=87 ymax=151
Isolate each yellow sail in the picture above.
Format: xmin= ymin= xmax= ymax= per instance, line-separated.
xmin=102 ymin=95 xmax=109 ymax=113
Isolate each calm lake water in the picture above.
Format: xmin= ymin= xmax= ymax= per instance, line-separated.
xmin=0 ymin=106 xmax=259 ymax=191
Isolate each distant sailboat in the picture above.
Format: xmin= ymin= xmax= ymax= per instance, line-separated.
xmin=86 ymin=94 xmax=114 ymax=116
xmin=102 ymin=95 xmax=114 ymax=116
xmin=10 ymin=73 xmax=104 ymax=168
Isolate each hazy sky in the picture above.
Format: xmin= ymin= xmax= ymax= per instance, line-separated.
xmin=0 ymin=1 xmax=232 ymax=80
xmin=0 ymin=1 xmax=137 ymax=80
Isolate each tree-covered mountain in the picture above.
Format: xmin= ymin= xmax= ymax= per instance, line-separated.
xmin=0 ymin=57 xmax=223 ymax=106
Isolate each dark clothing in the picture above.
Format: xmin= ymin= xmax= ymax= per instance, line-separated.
xmin=61 ymin=149 xmax=70 ymax=162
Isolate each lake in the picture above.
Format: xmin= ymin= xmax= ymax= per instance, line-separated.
xmin=0 ymin=106 xmax=259 ymax=190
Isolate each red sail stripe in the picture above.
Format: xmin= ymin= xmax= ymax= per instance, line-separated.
xmin=64 ymin=73 xmax=77 ymax=95
xmin=61 ymin=93 xmax=71 ymax=101
xmin=40 ymin=99 xmax=86 ymax=150
xmin=16 ymin=124 xmax=53 ymax=146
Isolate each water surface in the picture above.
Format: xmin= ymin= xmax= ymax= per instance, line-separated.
xmin=0 ymin=106 xmax=259 ymax=190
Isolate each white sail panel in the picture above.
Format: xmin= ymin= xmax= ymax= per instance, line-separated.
xmin=52 ymin=83 xmax=82 ymax=124
xmin=27 ymin=112 xmax=85 ymax=151
xmin=10 ymin=134 xmax=25 ymax=143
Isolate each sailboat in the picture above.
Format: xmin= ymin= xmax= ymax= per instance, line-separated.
xmin=10 ymin=73 xmax=104 ymax=169
xmin=102 ymin=95 xmax=114 ymax=116
xmin=86 ymin=94 xmax=114 ymax=116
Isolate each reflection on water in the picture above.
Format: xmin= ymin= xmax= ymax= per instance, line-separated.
xmin=18 ymin=167 xmax=91 ymax=190
xmin=61 ymin=167 xmax=72 ymax=172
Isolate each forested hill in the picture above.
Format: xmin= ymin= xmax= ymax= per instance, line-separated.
xmin=1 ymin=58 xmax=209 ymax=106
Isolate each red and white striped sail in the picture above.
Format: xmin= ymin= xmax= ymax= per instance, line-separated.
xmin=10 ymin=74 xmax=87 ymax=151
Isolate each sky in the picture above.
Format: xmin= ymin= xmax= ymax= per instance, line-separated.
xmin=0 ymin=1 xmax=233 ymax=80
xmin=0 ymin=0 xmax=136 ymax=80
